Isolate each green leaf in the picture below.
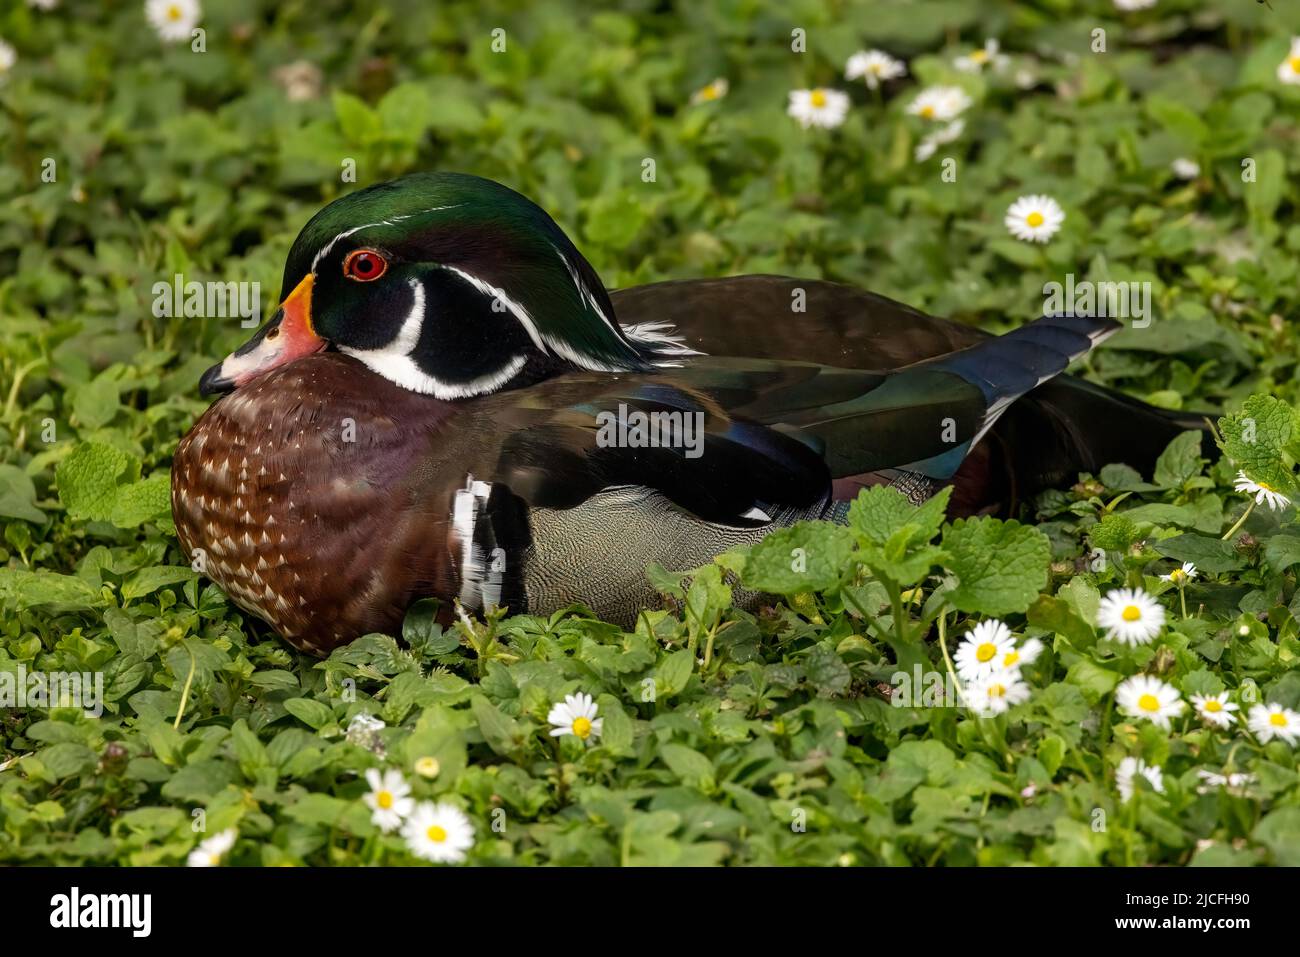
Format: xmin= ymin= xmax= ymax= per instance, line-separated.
xmin=1089 ymin=513 xmax=1139 ymax=551
xmin=1154 ymin=534 xmax=1245 ymax=574
xmin=333 ymin=91 xmax=381 ymax=143
xmin=0 ymin=569 xmax=99 ymax=611
xmin=1153 ymin=430 xmax=1206 ymax=488
xmin=1218 ymin=394 xmax=1297 ymax=494
xmin=1264 ymin=532 xmax=1300 ymax=572
xmin=112 ymin=474 xmax=174 ymax=530
xmin=160 ymin=759 xmax=237 ymax=802
xmin=942 ymin=517 xmax=1051 ymax=615
xmin=1027 ymin=595 xmax=1095 ymax=649
xmin=655 ymin=649 xmax=694 ymax=699
xmin=1253 ymin=806 xmax=1300 ymax=866
xmin=848 ymin=485 xmax=951 ymax=546
xmin=659 ymin=743 xmax=715 ymax=790
xmin=39 ymin=743 xmax=97 ymax=779
xmin=56 ymin=442 xmax=139 ymax=522
xmin=0 ymin=465 xmax=46 ymax=523
xmin=122 ymin=565 xmax=196 ymax=601
xmin=742 ymin=521 xmax=855 ymax=594
xmin=283 ymin=698 xmax=334 ymax=730
xmin=1145 ymin=96 xmax=1210 ymax=146
xmin=71 ymin=373 xmax=121 ymax=430
xmin=470 ymin=696 xmax=526 ymax=756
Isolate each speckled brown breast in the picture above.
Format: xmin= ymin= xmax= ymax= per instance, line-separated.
xmin=171 ymin=354 xmax=466 ymax=655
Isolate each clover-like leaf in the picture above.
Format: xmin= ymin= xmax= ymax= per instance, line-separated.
xmin=942 ymin=517 xmax=1051 ymax=616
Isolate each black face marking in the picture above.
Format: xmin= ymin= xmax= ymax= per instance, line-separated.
xmin=410 ymin=269 xmax=540 ymax=389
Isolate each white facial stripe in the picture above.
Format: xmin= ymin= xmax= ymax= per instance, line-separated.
xmin=309 ymin=204 xmax=463 ymax=272
xmin=551 ymin=241 xmax=616 ymax=329
xmin=438 ymin=264 xmax=627 ymax=374
xmin=338 ymin=276 xmax=527 ymax=398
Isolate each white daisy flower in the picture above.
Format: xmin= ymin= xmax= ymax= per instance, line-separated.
xmin=1004 ymin=194 xmax=1065 ymax=244
xmin=787 ymin=88 xmax=850 ymax=129
xmin=690 ymin=78 xmax=728 ymax=105
xmin=845 ymin=49 xmax=906 ymax=89
xmin=1116 ymin=675 xmax=1185 ymax=729
xmin=27 ymin=0 xmax=59 ymax=9
xmin=1171 ymin=158 xmax=1200 ymax=180
xmin=363 ymin=768 xmax=414 ymax=833
xmin=954 ymin=39 xmax=1008 ymax=73
xmin=1114 ymin=0 xmax=1157 ymax=9
xmin=145 ymin=0 xmax=201 ymax=43
xmin=914 ymin=119 xmax=965 ymax=162
xmin=1195 ymin=769 xmax=1254 ymax=794
xmin=1097 ymin=587 xmax=1165 ymax=646
xmin=1116 ymin=757 xmax=1163 ymax=802
xmin=1160 ymin=562 xmax=1198 ymax=586
xmin=1233 ymin=471 xmax=1291 ymax=512
xmin=954 ymin=619 xmax=1015 ymax=681
xmin=1247 ymin=702 xmax=1300 ymax=745
xmin=401 ymin=801 xmax=474 ymax=864
xmin=1277 ymin=37 xmax=1300 ymax=86
xmin=963 ymin=672 xmax=1032 ymax=715
xmin=548 ymin=691 xmax=603 ymax=742
xmin=1190 ymin=692 xmax=1238 ymax=729
xmin=906 ymin=85 xmax=973 ymax=122
xmin=186 ymin=828 xmax=236 ymax=867
xmin=998 ymin=636 xmax=1044 ymax=673
xmin=0 ymin=39 xmax=15 ymax=74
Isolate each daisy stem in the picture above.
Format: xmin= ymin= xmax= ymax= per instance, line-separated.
xmin=936 ymin=612 xmax=963 ymax=704
xmin=1220 ymin=500 xmax=1255 ymax=541
xmin=1179 ymin=584 xmax=1188 ymax=620
xmin=173 ymin=640 xmax=197 ymax=731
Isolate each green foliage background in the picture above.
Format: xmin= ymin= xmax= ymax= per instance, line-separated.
xmin=3 ymin=0 xmax=1300 ymax=866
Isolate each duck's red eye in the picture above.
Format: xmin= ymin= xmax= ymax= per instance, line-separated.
xmin=343 ymin=249 xmax=387 ymax=282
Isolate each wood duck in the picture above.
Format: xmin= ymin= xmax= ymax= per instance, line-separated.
xmin=172 ymin=172 xmax=1205 ymax=656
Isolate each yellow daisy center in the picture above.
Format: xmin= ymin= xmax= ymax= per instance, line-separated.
xmin=976 ymin=642 xmax=997 ymax=662
xmin=1258 ymin=480 xmax=1276 ymax=492
xmin=208 ymin=853 xmax=220 ymax=865
xmin=1138 ymin=693 xmax=1160 ymax=713
xmin=1121 ymin=605 xmax=1142 ymax=622
xmin=700 ymin=85 xmax=719 ymax=100
xmin=1003 ymin=651 xmax=1020 ymax=666
xmin=167 ymin=4 xmax=183 ymax=20
xmin=1204 ymin=700 xmax=1222 ymax=713
xmin=1289 ymin=56 xmax=1300 ymax=73
xmin=989 ymin=683 xmax=1006 ymax=698
xmin=1170 ymin=570 xmax=1186 ymax=584
xmin=810 ymin=89 xmax=828 ymax=108
xmin=971 ymin=50 xmax=989 ymax=64
xmin=1025 ymin=211 xmax=1045 ymax=227
xmin=377 ymin=791 xmax=393 ymax=809
xmin=1270 ymin=712 xmax=1288 ymax=727
xmin=920 ymin=104 xmax=935 ymax=118
xmin=426 ymin=825 xmax=448 ymax=843
xmin=572 ymin=716 xmax=593 ymax=739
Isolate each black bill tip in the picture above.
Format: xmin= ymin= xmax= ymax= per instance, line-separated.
xmin=199 ymin=361 xmax=235 ymax=397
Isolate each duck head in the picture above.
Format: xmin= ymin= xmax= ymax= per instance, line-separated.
xmin=200 ymin=172 xmax=695 ymax=399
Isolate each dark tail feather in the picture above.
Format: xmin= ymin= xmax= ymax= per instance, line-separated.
xmin=989 ymin=374 xmax=1217 ymax=505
